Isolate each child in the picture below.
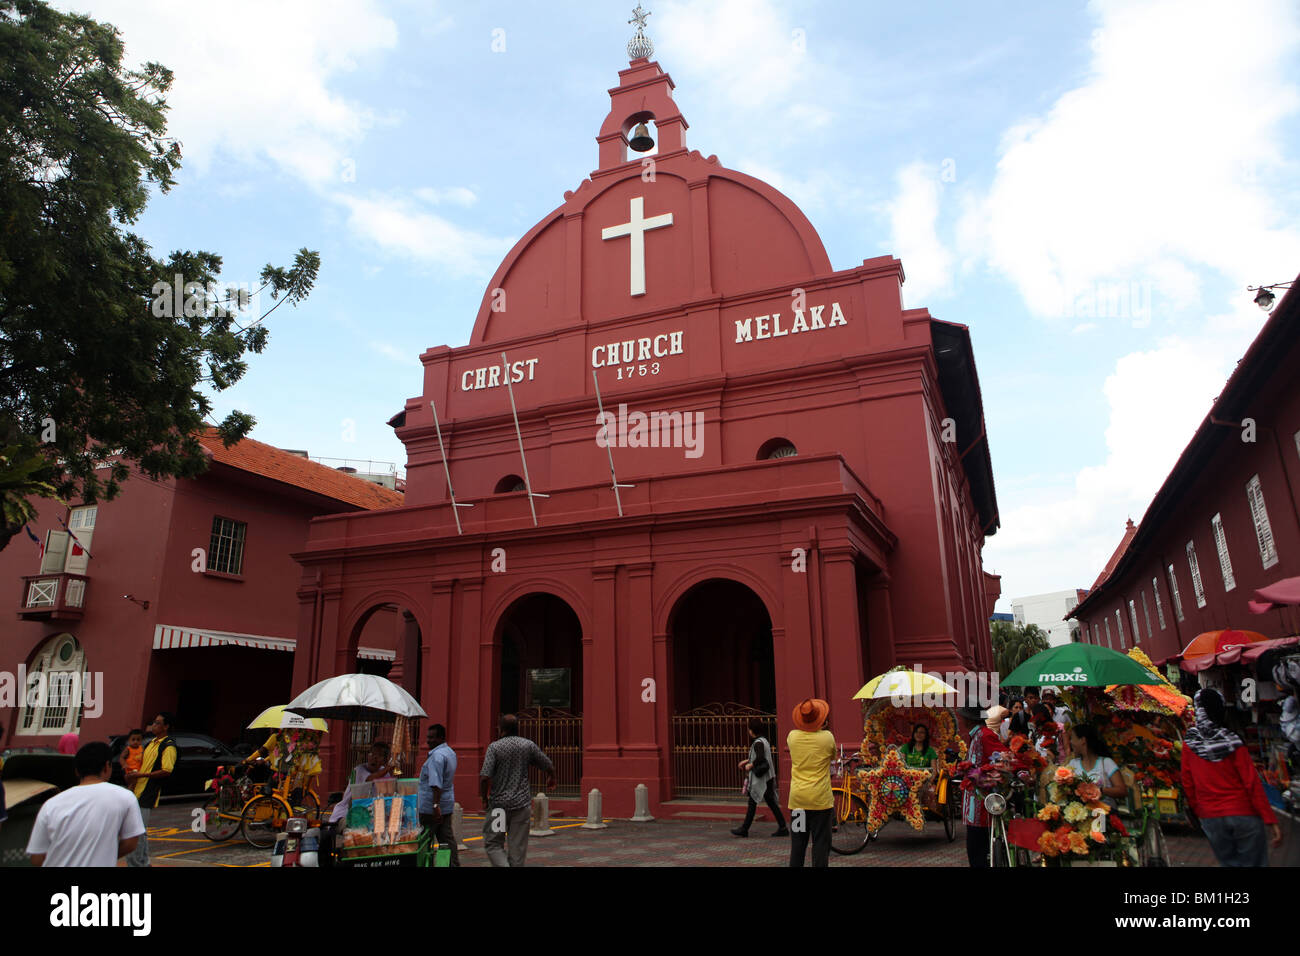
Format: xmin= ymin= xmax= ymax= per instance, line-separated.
xmin=121 ymin=729 xmax=145 ymax=774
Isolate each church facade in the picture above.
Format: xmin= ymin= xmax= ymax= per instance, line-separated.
xmin=291 ymin=54 xmax=1000 ymax=815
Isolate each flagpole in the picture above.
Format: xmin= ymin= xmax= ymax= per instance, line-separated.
xmin=592 ymin=369 xmax=634 ymax=517
xmin=430 ymin=399 xmax=474 ymax=535
xmin=503 ymin=352 xmax=547 ymax=527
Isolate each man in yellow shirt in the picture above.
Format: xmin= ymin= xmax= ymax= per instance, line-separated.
xmin=787 ymin=698 xmax=835 ymax=867
xmin=124 ymin=712 xmax=177 ymax=867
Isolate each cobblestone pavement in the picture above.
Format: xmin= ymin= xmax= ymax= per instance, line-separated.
xmin=140 ymin=799 xmax=1224 ymax=867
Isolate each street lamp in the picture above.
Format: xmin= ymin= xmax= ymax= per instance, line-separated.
xmin=1247 ymin=281 xmax=1293 ymax=312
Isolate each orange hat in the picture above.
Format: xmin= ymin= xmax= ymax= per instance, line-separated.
xmin=791 ymin=698 xmax=830 ymax=731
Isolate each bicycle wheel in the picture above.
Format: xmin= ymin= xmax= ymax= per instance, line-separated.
xmin=830 ymin=789 xmax=870 ymax=855
xmin=943 ymin=791 xmax=957 ymax=843
xmin=201 ymin=787 xmax=242 ymax=842
xmin=1142 ymin=818 xmax=1169 ymax=866
xmin=990 ymin=826 xmax=1012 ymax=867
xmin=241 ymin=794 xmax=291 ymax=849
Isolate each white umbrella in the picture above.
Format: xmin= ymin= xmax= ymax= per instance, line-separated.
xmin=284 ymin=673 xmax=427 ymax=721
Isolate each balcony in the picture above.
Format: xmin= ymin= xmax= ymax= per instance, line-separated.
xmin=18 ymin=573 xmax=89 ymax=622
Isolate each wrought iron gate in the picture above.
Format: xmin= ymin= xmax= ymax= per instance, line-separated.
xmin=671 ymin=703 xmax=777 ymax=799
xmin=516 ymin=707 xmax=582 ymax=798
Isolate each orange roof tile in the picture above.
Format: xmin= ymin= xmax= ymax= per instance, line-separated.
xmin=1090 ymin=518 xmax=1138 ymax=592
xmin=196 ymin=429 xmax=405 ymax=511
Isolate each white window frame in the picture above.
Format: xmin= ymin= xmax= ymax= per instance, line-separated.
xmin=1152 ymin=576 xmax=1166 ymax=630
xmin=1115 ymin=609 xmax=1126 ymax=649
xmin=1141 ymin=590 xmax=1153 ymax=638
xmin=1167 ymin=564 xmax=1185 ymax=622
xmin=1187 ymin=540 xmax=1207 ymax=608
xmin=1129 ymin=599 xmax=1141 ymax=644
xmin=1104 ymin=617 xmax=1113 ymax=647
xmin=1211 ymin=513 xmax=1235 ymax=592
xmin=17 ymin=634 xmax=85 ymax=736
xmin=1246 ymin=475 xmax=1279 ymax=569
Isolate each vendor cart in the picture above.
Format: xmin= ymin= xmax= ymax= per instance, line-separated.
xmin=284 ymin=673 xmax=443 ymax=868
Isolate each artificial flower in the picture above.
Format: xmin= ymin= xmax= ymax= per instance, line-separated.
xmin=1109 ymin=814 xmax=1128 ymax=838
xmin=1037 ymin=804 xmax=1061 ymax=822
xmin=1089 ymin=830 xmax=1106 ymax=844
xmin=1068 ymin=831 xmax=1090 ymax=856
xmin=1054 ymin=766 xmax=1074 ymax=784
xmin=1077 ymin=782 xmax=1101 ymax=802
xmin=1038 ymin=832 xmax=1060 ymax=857
xmin=1064 ymin=801 xmax=1089 ymax=823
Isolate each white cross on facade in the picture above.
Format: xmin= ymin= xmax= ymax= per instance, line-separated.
xmin=601 ymin=196 xmax=673 ymax=297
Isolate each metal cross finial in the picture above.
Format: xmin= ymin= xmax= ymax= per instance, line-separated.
xmin=629 ymin=4 xmax=650 ymax=30
xmin=626 ymin=4 xmax=654 ymax=59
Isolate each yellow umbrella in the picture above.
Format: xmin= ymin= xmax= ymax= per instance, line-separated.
xmin=853 ymin=669 xmax=959 ymax=700
xmin=248 ymin=704 xmax=328 ymax=732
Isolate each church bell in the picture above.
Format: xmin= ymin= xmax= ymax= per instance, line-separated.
xmin=628 ymin=122 xmax=654 ymax=152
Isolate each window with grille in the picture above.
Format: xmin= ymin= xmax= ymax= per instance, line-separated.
xmin=1141 ymin=590 xmax=1153 ymax=638
xmin=1186 ymin=541 xmax=1207 ymax=608
xmin=1115 ymin=609 xmax=1126 ymax=648
xmin=1167 ymin=565 xmax=1184 ymax=621
xmin=1152 ymin=576 xmax=1166 ymax=629
xmin=1246 ymin=475 xmax=1278 ymax=569
xmin=208 ymin=516 xmax=247 ymax=575
xmin=1104 ymin=618 xmax=1113 ymax=647
xmin=1210 ymin=513 xmax=1235 ymax=591
xmin=1128 ymin=600 xmax=1140 ymax=644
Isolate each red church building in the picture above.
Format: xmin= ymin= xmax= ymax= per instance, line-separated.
xmin=292 ymin=50 xmax=1001 ymax=815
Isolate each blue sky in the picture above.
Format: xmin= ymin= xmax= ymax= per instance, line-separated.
xmin=67 ymin=1 xmax=1300 ymax=609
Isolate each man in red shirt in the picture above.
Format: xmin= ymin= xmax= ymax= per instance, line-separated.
xmin=1181 ymin=688 xmax=1281 ymax=866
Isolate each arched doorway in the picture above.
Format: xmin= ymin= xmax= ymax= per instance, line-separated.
xmin=669 ymin=579 xmax=777 ymax=799
xmin=341 ymin=602 xmax=423 ymax=775
xmin=496 ymin=593 xmax=583 ymax=798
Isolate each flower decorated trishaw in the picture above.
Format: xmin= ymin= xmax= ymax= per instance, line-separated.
xmin=986 ymin=644 xmax=1177 ymax=866
xmin=830 ymin=669 xmax=967 ymax=855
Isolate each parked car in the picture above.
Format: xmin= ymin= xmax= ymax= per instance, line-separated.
xmin=0 ymin=753 xmax=77 ymax=867
xmin=109 ymin=733 xmax=253 ymax=798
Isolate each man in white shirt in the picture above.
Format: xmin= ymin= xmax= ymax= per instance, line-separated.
xmin=27 ymin=741 xmax=145 ymax=867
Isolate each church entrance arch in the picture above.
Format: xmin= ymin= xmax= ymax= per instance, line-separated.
xmin=344 ymin=601 xmax=423 ymax=775
xmin=495 ymin=592 xmax=583 ymax=798
xmin=668 ymin=579 xmax=777 ymax=799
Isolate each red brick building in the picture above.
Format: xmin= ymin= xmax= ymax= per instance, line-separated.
xmin=291 ymin=55 xmax=1001 ymax=815
xmin=1 ymin=431 xmax=403 ymax=753
xmin=1069 ymin=276 xmax=1300 ymax=661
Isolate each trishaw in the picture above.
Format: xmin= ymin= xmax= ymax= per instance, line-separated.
xmin=282 ymin=673 xmax=440 ymax=868
xmin=200 ymin=706 xmax=327 ymax=849
xmin=994 ymin=643 xmax=1185 ymax=866
xmin=830 ymin=669 xmax=967 ymax=855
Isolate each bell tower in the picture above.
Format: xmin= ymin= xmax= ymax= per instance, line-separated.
xmin=596 ymin=5 xmax=689 ymax=171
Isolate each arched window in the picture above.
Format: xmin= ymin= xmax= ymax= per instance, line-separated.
xmin=757 ymin=438 xmax=798 ymax=460
xmin=495 ymin=475 xmax=527 ymax=494
xmin=19 ymin=633 xmax=85 ymax=736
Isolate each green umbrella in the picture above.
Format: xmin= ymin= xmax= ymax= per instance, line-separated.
xmin=1002 ymin=643 xmax=1161 ymax=688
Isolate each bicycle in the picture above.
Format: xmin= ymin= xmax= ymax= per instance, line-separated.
xmin=203 ymin=758 xmax=322 ymax=849
xmin=984 ymin=777 xmax=1033 ymax=868
xmin=1116 ymin=779 xmax=1169 ymax=866
xmin=830 ymin=752 xmax=871 ymax=855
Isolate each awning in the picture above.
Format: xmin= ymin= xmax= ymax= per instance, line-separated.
xmin=153 ymin=624 xmax=296 ymax=652
xmin=1180 ymin=635 xmax=1300 ymax=672
xmin=153 ymin=624 xmax=395 ymax=661
xmin=1249 ymin=575 xmax=1300 ymax=613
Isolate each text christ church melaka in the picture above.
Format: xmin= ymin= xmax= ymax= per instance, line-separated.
xmin=292 ymin=38 xmax=1001 ymax=816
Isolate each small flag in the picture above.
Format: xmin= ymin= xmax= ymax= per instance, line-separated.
xmin=26 ymin=525 xmax=43 ymax=561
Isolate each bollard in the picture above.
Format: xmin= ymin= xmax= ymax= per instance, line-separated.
xmin=630 ymin=782 xmax=655 ymax=822
xmin=582 ymin=788 xmax=609 ymax=829
xmin=452 ymin=802 xmax=468 ymax=850
xmin=530 ymin=792 xmax=556 ymax=837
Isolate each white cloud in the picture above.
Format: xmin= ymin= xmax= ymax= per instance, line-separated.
xmin=884 ymin=162 xmax=955 ymax=303
xmin=335 ymin=193 xmax=515 ymax=277
xmin=415 ymin=186 xmax=479 ymax=207
xmin=72 ymin=0 xmax=401 ymax=189
xmin=962 ymin=0 xmax=1300 ymax=323
xmin=974 ymin=0 xmax=1300 ymax=606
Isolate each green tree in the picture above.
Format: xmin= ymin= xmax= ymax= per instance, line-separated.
xmin=991 ymin=621 xmax=1052 ymax=682
xmin=0 ymin=0 xmax=319 ymax=551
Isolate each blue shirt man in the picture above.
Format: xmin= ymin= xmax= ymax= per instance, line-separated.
xmin=418 ymin=724 xmax=459 ymax=866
